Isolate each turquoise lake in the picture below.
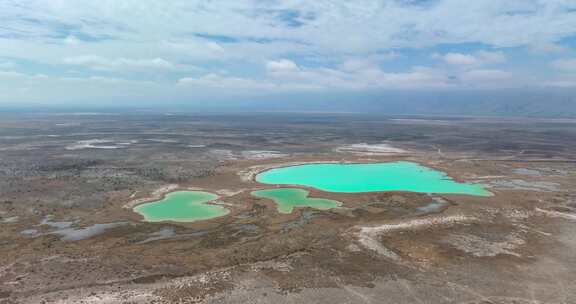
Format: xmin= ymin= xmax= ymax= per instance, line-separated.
xmin=251 ymin=188 xmax=342 ymax=214
xmin=255 ymin=161 xmax=491 ymax=196
xmin=134 ymin=191 xmax=229 ymax=222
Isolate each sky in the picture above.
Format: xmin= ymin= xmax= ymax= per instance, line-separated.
xmin=1 ymin=0 xmax=576 ymax=106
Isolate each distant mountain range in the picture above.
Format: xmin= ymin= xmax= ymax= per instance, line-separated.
xmin=237 ymin=89 xmax=576 ymax=118
xmin=3 ymin=89 xmax=576 ymax=118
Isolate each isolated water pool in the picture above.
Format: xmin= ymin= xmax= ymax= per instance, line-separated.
xmin=251 ymin=188 xmax=342 ymax=214
xmin=133 ymin=191 xmax=229 ymax=222
xmin=256 ymin=161 xmax=491 ymax=196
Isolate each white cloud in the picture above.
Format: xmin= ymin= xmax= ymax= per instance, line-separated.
xmin=63 ymin=55 xmax=180 ymax=71
xmin=374 ymin=68 xmax=452 ymax=89
xmin=0 ymin=72 xmax=171 ymax=104
xmin=529 ymin=41 xmax=568 ymax=54
xmin=264 ymin=58 xmax=453 ymax=90
xmin=476 ymin=51 xmax=507 ymax=64
xmin=0 ymin=1 xmax=574 ymax=102
xmin=438 ymin=51 xmax=507 ymax=66
xmin=1 ymin=1 xmax=575 ymax=59
xmin=442 ymin=53 xmax=479 ymax=65
xmin=0 ymin=71 xmax=49 ymax=81
xmin=551 ymin=58 xmax=576 ymax=71
xmin=178 ymin=74 xmax=278 ymax=90
xmin=177 ymin=73 xmax=322 ymax=92
xmin=64 ymin=35 xmax=82 ymax=46
xmin=339 ymin=58 xmax=380 ymax=72
xmin=176 ymin=59 xmax=456 ymax=92
xmin=266 ymin=59 xmax=300 ymax=73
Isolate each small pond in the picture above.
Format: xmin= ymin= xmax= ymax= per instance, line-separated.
xmin=134 ymin=191 xmax=229 ymax=222
xmin=252 ymin=188 xmax=342 ymax=214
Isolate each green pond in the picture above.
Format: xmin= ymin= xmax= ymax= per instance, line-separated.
xmin=256 ymin=161 xmax=491 ymax=196
xmin=251 ymin=188 xmax=342 ymax=214
xmin=134 ymin=191 xmax=229 ymax=222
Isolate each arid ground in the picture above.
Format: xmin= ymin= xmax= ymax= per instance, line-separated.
xmin=0 ymin=112 xmax=575 ymax=304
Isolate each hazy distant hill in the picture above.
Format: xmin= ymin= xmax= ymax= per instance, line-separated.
xmin=3 ymin=89 xmax=576 ymax=118
xmin=238 ymin=89 xmax=576 ymax=118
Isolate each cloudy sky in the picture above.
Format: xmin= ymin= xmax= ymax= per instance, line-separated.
xmin=1 ymin=0 xmax=576 ymax=105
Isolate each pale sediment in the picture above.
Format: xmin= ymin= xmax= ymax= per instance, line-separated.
xmin=123 ymin=184 xmax=180 ymax=209
xmin=354 ymin=215 xmax=478 ymax=259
